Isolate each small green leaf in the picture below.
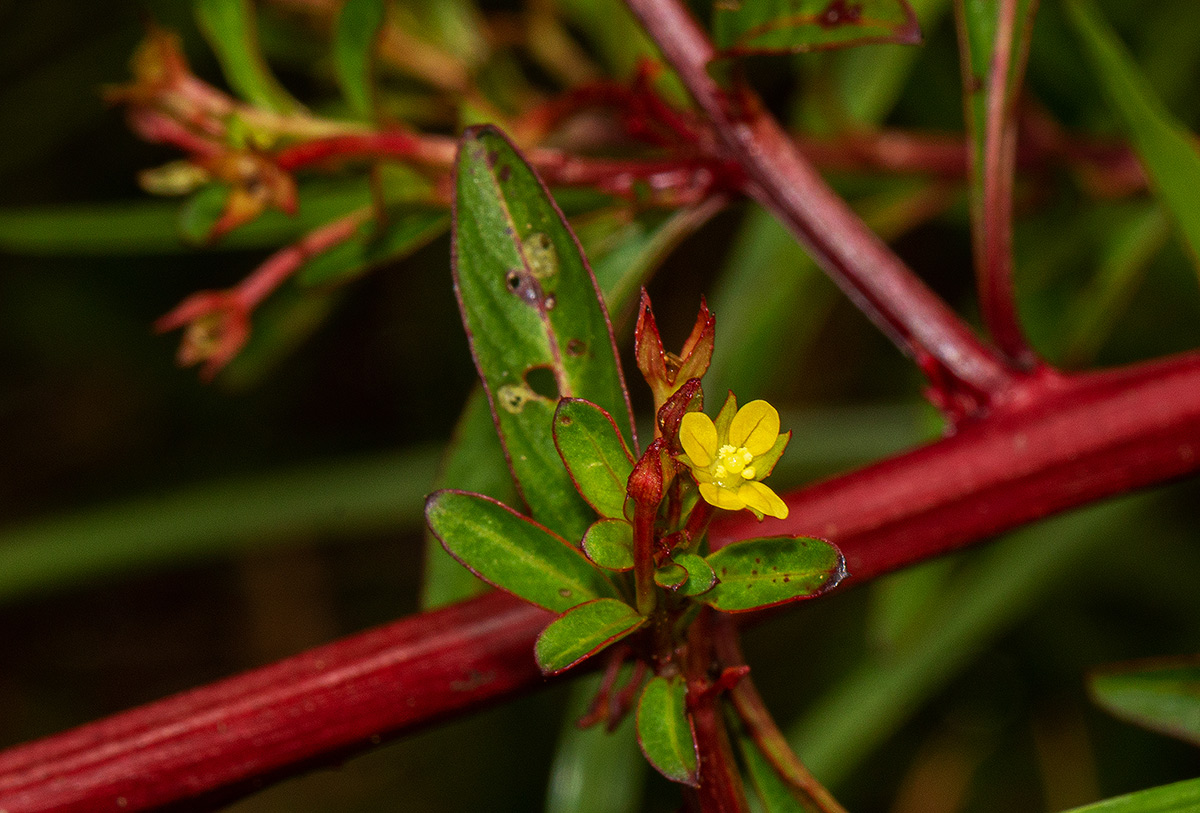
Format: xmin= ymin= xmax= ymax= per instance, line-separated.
xmin=535 ymin=597 xmax=646 ymax=675
xmin=654 ymin=561 xmax=688 ymax=590
xmin=297 ymin=210 xmax=448 ymax=286
xmin=637 ymin=676 xmax=699 ymax=786
xmin=582 ymin=518 xmax=635 ymax=571
xmin=196 ymin=0 xmax=301 ymax=115
xmin=672 ymin=552 xmax=716 ymax=597
xmin=1089 ymin=656 xmax=1200 ymax=747
xmin=1058 ymin=777 xmax=1200 ymax=813
xmin=704 ymin=537 xmax=845 ymax=612
xmin=425 ymin=490 xmax=616 ymax=613
xmin=554 ymin=398 xmax=635 ymax=519
xmin=1067 ymin=0 xmax=1200 ymax=272
xmin=452 ymin=125 xmax=635 ymax=541
xmin=333 ymin=0 xmax=386 ymax=119
xmin=713 ymin=0 xmax=921 ymax=57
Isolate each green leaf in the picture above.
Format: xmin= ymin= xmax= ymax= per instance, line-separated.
xmin=1066 ymin=0 xmax=1200 ymax=272
xmin=333 ymin=0 xmax=386 ymax=119
xmin=452 ymin=124 xmax=635 ymax=541
xmin=654 ymin=562 xmax=688 ymax=590
xmin=425 ymin=490 xmax=617 ymax=613
xmin=298 ymin=210 xmax=448 ymax=286
xmin=1089 ymin=656 xmax=1200 ymax=747
xmin=703 ymin=537 xmax=845 ymax=612
xmin=672 ymin=553 xmax=717 ymax=597
xmin=1058 ymin=777 xmax=1200 ymax=813
xmin=582 ymin=518 xmax=635 ymax=571
xmin=713 ymin=0 xmax=921 ymax=57
xmin=0 ymin=446 xmax=441 ymax=607
xmin=535 ymin=597 xmax=646 ymax=674
xmin=636 ymin=676 xmax=699 ymax=786
xmin=553 ymin=398 xmax=635 ymax=519
xmin=196 ymin=0 xmax=301 ymax=115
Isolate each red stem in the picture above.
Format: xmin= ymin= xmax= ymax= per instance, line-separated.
xmin=624 ymin=0 xmax=1018 ymax=412
xmin=970 ymin=0 xmax=1039 ymax=367
xmin=3 ymin=355 xmax=1200 ymax=810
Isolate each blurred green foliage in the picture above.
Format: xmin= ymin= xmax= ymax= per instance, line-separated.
xmin=2 ymin=0 xmax=1200 ymax=811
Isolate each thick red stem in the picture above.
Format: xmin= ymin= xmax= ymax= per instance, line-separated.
xmin=624 ymin=0 xmax=1017 ymax=410
xmin=3 ymin=355 xmax=1200 ymax=810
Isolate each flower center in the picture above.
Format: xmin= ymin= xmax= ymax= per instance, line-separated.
xmin=712 ymin=444 xmax=756 ymax=489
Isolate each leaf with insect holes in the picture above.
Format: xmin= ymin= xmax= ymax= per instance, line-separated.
xmin=452 ymin=125 xmax=636 ymax=541
xmin=713 ymin=0 xmax=921 ymax=58
xmin=703 ymin=536 xmax=845 ymax=612
xmin=196 ymin=0 xmax=300 ymax=115
xmin=535 ymin=597 xmax=646 ymax=675
xmin=425 ymin=490 xmax=617 ymax=613
xmin=1089 ymin=656 xmax=1200 ymax=747
xmin=582 ymin=518 xmax=634 ymax=571
xmin=334 ymin=0 xmax=386 ymax=119
xmin=554 ymin=398 xmax=635 ymax=519
xmin=637 ymin=675 xmax=699 ymax=786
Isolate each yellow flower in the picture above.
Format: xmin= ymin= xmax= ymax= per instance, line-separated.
xmin=678 ymin=396 xmax=790 ymax=520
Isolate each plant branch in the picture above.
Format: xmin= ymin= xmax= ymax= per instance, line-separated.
xmin=4 ymin=353 xmax=1200 ymax=810
xmin=961 ymin=0 xmax=1040 ymax=367
xmin=712 ymin=615 xmax=847 ymax=813
xmin=624 ymin=0 xmax=1021 ymax=415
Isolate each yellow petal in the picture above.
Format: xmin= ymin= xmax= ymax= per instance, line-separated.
xmin=699 ymin=482 xmax=745 ymax=511
xmin=738 ymin=481 xmax=788 ymax=520
xmin=728 ymin=400 xmax=780 ymax=456
xmin=680 ymin=412 xmax=717 ymax=467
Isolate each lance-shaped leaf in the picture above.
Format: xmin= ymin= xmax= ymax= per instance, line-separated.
xmin=196 ymin=0 xmax=300 ymax=115
xmin=452 ymin=125 xmax=636 ymax=541
xmin=1057 ymin=777 xmax=1200 ymax=813
xmin=334 ymin=0 xmax=386 ymax=119
xmin=1089 ymin=656 xmax=1200 ymax=747
xmin=425 ymin=490 xmax=617 ymax=613
xmin=637 ymin=675 xmax=699 ymax=786
xmin=554 ymin=398 xmax=635 ymax=519
xmin=535 ymin=597 xmax=646 ymax=675
xmin=1067 ymin=0 xmax=1200 ymax=273
xmin=704 ymin=537 xmax=845 ymax=612
xmin=713 ymin=0 xmax=921 ymax=57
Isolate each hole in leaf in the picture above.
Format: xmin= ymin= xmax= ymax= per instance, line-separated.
xmin=525 ymin=366 xmax=560 ymax=401
xmin=506 ymin=270 xmax=522 ymax=292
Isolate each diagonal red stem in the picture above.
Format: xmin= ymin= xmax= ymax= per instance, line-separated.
xmin=623 ymin=0 xmax=1019 ymax=413
xmin=3 ymin=354 xmax=1200 ymax=811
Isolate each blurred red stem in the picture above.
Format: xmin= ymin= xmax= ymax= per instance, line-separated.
xmin=974 ymin=0 xmax=1039 ymax=367
xmin=236 ymin=210 xmax=367 ymax=307
xmin=625 ymin=0 xmax=1018 ymax=415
